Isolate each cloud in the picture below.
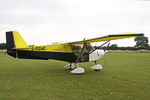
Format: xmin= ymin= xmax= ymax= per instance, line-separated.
xmin=0 ymin=0 xmax=150 ymax=46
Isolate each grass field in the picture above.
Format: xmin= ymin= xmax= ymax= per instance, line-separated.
xmin=0 ymin=52 xmax=150 ymax=100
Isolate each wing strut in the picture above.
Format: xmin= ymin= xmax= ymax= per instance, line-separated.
xmin=90 ymin=40 xmax=110 ymax=54
xmin=98 ymin=40 xmax=110 ymax=48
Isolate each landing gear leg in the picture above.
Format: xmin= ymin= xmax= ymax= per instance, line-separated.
xmin=94 ymin=61 xmax=97 ymax=65
xmin=71 ymin=63 xmax=85 ymax=74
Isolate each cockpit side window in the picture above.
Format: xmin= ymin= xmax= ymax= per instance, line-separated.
xmin=71 ymin=43 xmax=94 ymax=61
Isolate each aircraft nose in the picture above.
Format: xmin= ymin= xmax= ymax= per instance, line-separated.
xmin=96 ymin=50 xmax=105 ymax=58
xmin=89 ymin=49 xmax=105 ymax=62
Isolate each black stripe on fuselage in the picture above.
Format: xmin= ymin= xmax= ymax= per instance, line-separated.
xmin=17 ymin=50 xmax=78 ymax=62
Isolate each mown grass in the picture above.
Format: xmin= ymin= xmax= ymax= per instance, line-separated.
xmin=0 ymin=52 xmax=150 ymax=100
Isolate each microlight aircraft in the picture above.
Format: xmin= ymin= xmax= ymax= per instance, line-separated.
xmin=6 ymin=31 xmax=143 ymax=74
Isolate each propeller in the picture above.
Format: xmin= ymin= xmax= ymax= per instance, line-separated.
xmin=81 ymin=38 xmax=88 ymax=53
xmin=75 ymin=38 xmax=87 ymax=63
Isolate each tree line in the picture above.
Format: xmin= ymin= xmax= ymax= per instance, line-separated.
xmin=0 ymin=36 xmax=149 ymax=50
xmin=0 ymin=43 xmax=7 ymax=49
xmin=101 ymin=44 xmax=150 ymax=50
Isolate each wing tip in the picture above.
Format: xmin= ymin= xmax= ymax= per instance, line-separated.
xmin=136 ymin=33 xmax=144 ymax=36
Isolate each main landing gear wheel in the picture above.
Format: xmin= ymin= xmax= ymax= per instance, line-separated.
xmin=64 ymin=63 xmax=74 ymax=70
xmin=91 ymin=64 xmax=103 ymax=71
xmin=71 ymin=63 xmax=85 ymax=75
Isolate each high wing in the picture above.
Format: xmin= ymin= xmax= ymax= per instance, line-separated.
xmin=67 ymin=32 xmax=144 ymax=44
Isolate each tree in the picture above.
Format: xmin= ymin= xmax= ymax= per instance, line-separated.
xmin=134 ymin=36 xmax=149 ymax=50
xmin=108 ymin=44 xmax=118 ymax=50
xmin=0 ymin=43 xmax=7 ymax=49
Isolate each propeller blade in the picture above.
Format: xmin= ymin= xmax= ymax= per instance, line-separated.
xmin=81 ymin=38 xmax=88 ymax=53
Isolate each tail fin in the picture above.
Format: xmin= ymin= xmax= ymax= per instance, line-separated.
xmin=6 ymin=31 xmax=28 ymax=58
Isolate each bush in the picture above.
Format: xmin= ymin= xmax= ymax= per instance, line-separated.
xmin=0 ymin=43 xmax=6 ymax=49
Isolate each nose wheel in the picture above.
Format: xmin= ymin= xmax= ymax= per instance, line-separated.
xmin=91 ymin=61 xmax=103 ymax=71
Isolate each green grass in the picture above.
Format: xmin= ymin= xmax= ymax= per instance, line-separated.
xmin=0 ymin=52 xmax=150 ymax=100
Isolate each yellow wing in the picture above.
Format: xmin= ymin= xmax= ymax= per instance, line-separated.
xmin=68 ymin=32 xmax=144 ymax=44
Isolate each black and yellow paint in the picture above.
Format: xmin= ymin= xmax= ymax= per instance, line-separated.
xmin=6 ymin=31 xmax=144 ymax=63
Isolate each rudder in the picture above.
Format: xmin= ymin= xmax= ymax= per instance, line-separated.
xmin=6 ymin=31 xmax=28 ymax=58
xmin=6 ymin=31 xmax=16 ymax=57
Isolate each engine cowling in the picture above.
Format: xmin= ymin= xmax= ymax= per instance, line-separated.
xmin=89 ymin=50 xmax=105 ymax=62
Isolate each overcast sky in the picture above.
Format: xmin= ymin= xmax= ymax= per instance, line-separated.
xmin=0 ymin=0 xmax=150 ymax=46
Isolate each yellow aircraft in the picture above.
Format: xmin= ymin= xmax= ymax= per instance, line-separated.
xmin=6 ymin=31 xmax=143 ymax=74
